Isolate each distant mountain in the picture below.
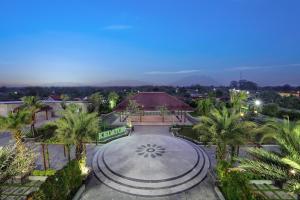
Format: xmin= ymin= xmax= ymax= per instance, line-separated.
xmin=97 ymin=80 xmax=153 ymax=87
xmin=171 ymin=75 xmax=220 ymax=86
xmin=41 ymin=82 xmax=87 ymax=87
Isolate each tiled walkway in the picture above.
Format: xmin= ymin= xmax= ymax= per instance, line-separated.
xmin=0 ymin=180 xmax=43 ymax=200
xmin=250 ymin=183 xmax=297 ymax=200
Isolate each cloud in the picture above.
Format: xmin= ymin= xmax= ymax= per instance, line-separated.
xmin=103 ymin=25 xmax=132 ymax=30
xmin=145 ymin=70 xmax=201 ymax=75
xmin=227 ymin=63 xmax=300 ymax=71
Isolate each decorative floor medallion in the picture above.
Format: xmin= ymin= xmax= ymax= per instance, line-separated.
xmin=136 ymin=144 xmax=166 ymax=158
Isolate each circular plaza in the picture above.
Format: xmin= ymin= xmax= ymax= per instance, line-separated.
xmin=82 ymin=131 xmax=214 ymax=199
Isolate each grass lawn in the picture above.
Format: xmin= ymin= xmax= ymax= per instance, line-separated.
xmin=177 ymin=126 xmax=199 ymax=141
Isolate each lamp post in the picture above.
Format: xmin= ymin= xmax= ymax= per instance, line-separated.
xmin=254 ymin=99 xmax=262 ymax=114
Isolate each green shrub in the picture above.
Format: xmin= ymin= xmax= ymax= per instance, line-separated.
xmin=36 ymin=124 xmax=57 ymax=139
xmin=28 ymin=160 xmax=83 ymax=200
xmin=277 ymin=110 xmax=300 ymax=121
xmin=32 ymin=169 xmax=56 ymax=176
xmin=217 ymin=161 xmax=256 ymax=200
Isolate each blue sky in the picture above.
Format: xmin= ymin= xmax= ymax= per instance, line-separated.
xmin=0 ymin=0 xmax=300 ymax=86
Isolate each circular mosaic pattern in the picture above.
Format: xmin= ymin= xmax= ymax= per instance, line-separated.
xmin=136 ymin=144 xmax=166 ymax=158
xmin=92 ymin=135 xmax=210 ymax=197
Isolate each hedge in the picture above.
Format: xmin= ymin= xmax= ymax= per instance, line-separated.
xmin=27 ymin=160 xmax=83 ymax=200
xmin=32 ymin=169 xmax=56 ymax=176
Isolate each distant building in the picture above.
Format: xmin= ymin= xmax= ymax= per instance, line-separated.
xmin=278 ymin=91 xmax=300 ymax=97
xmin=45 ymin=95 xmax=62 ymax=101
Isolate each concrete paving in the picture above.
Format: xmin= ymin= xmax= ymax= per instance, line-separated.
xmin=132 ymin=125 xmax=173 ymax=136
xmin=0 ymin=132 xmax=12 ymax=146
xmin=82 ymin=174 xmax=218 ymax=200
xmin=91 ymin=135 xmax=210 ymax=196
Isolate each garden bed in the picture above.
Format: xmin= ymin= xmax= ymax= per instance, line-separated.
xmin=173 ymin=125 xmax=200 ymax=141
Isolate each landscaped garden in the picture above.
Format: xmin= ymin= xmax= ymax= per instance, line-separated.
xmin=1 ymin=90 xmax=300 ymax=199
xmin=0 ymin=94 xmax=105 ymax=199
xmin=175 ymin=89 xmax=300 ymax=199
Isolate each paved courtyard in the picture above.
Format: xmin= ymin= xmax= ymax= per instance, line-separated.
xmin=81 ymin=126 xmax=218 ymax=200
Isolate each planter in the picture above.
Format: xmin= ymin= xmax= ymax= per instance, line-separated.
xmin=28 ymin=175 xmax=48 ymax=182
xmin=170 ymin=127 xmax=181 ymax=132
xmin=24 ymin=135 xmax=42 ymax=142
xmin=9 ymin=172 xmax=31 ymax=184
xmin=214 ymin=186 xmax=226 ymax=200
xmin=72 ymin=185 xmax=85 ymax=200
xmin=249 ymin=180 xmax=273 ymax=185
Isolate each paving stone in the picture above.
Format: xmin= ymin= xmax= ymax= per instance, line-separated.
xmin=13 ymin=187 xmax=29 ymax=195
xmin=263 ymin=191 xmax=280 ymax=199
xmin=3 ymin=187 xmax=18 ymax=194
xmin=275 ymin=191 xmax=296 ymax=199
xmin=5 ymin=195 xmax=20 ymax=200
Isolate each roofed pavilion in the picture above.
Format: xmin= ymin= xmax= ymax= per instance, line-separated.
xmin=114 ymin=92 xmax=194 ymax=124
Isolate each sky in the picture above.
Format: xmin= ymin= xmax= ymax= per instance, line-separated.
xmin=0 ymin=0 xmax=300 ymax=86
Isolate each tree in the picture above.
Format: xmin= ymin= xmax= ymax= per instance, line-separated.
xmin=262 ymin=103 xmax=279 ymax=117
xmin=196 ymin=98 xmax=214 ymax=116
xmin=53 ymin=104 xmax=99 ymax=160
xmin=158 ymin=105 xmax=168 ymax=122
xmin=21 ymin=96 xmax=44 ymax=137
xmin=258 ymin=91 xmax=281 ymax=104
xmin=126 ymin=100 xmax=141 ymax=122
xmin=239 ymin=80 xmax=258 ymax=91
xmin=87 ymin=92 xmax=103 ymax=115
xmin=108 ymin=92 xmax=119 ymax=109
xmin=239 ymin=119 xmax=300 ymax=193
xmin=229 ymin=89 xmax=249 ymax=112
xmin=0 ymin=144 xmax=35 ymax=193
xmin=60 ymin=94 xmax=70 ymax=110
xmin=126 ymin=100 xmax=140 ymax=114
xmin=193 ymin=107 xmax=257 ymax=162
xmin=0 ymin=110 xmax=30 ymax=151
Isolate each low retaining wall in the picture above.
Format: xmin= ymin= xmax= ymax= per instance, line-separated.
xmin=186 ymin=113 xmax=200 ymax=125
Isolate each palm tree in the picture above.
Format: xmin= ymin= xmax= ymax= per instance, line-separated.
xmin=196 ymin=98 xmax=214 ymax=116
xmin=229 ymin=89 xmax=249 ymax=112
xmin=21 ymin=96 xmax=43 ymax=137
xmin=0 ymin=110 xmax=30 ymax=151
xmin=239 ymin=119 xmax=300 ymax=193
xmin=60 ymin=94 xmax=70 ymax=110
xmin=193 ymin=106 xmax=257 ymax=162
xmin=53 ymin=104 xmax=99 ymax=160
xmin=88 ymin=92 xmax=103 ymax=115
xmin=126 ymin=100 xmax=141 ymax=121
xmin=108 ymin=92 xmax=119 ymax=109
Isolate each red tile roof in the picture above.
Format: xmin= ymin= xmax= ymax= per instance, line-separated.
xmin=115 ymin=92 xmax=193 ymax=112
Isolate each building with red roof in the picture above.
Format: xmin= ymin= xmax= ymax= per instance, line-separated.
xmin=115 ymin=92 xmax=194 ymax=124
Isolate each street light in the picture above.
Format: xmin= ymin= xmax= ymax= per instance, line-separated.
xmin=254 ymin=100 xmax=262 ymax=107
